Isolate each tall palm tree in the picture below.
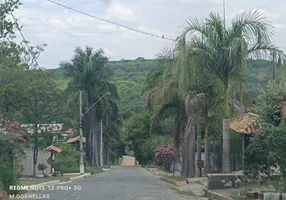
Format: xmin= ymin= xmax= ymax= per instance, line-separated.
xmin=178 ymin=10 xmax=285 ymax=172
xmin=61 ymin=46 xmax=119 ymax=166
xmin=144 ymin=47 xmax=206 ymax=177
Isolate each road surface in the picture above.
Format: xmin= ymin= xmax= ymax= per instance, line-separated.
xmin=24 ymin=166 xmax=197 ymax=200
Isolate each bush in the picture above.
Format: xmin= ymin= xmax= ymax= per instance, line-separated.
xmin=115 ymin=157 xmax=123 ymax=165
xmin=56 ymin=144 xmax=80 ymax=169
xmin=0 ymin=164 xmax=19 ymax=195
xmin=60 ymin=166 xmax=79 ymax=174
xmin=154 ymin=144 xmax=177 ymax=172
xmin=243 ymin=124 xmax=286 ymax=191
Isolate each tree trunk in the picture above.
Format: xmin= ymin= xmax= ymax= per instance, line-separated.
xmin=94 ymin=121 xmax=99 ymax=166
xmin=33 ymin=124 xmax=38 ymax=177
xmin=188 ymin=121 xmax=196 ymax=178
xmin=222 ymin=119 xmax=231 ymax=173
xmin=85 ymin=89 xmax=93 ymax=165
xmin=196 ymin=119 xmax=202 ymax=177
xmin=182 ymin=126 xmax=189 ymax=177
xmin=100 ymin=118 xmax=103 ymax=166
xmin=222 ymin=85 xmax=231 ymax=173
xmin=203 ymin=107 xmax=211 ymax=175
xmin=91 ymin=123 xmax=95 ymax=166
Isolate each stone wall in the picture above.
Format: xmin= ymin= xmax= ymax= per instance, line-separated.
xmin=207 ymin=174 xmax=243 ymax=190
xmin=15 ymin=148 xmax=51 ymax=176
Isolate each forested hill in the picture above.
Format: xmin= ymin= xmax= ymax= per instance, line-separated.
xmin=48 ymin=58 xmax=281 ymax=120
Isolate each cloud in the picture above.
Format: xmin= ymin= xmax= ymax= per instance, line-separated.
xmin=105 ymin=3 xmax=135 ymax=21
xmin=8 ymin=0 xmax=286 ymax=68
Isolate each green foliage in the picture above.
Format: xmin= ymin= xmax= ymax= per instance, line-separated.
xmin=37 ymin=163 xmax=48 ymax=176
xmin=243 ymin=124 xmax=286 ymax=187
xmin=254 ymin=78 xmax=286 ymax=125
xmin=56 ymin=144 xmax=80 ymax=169
xmin=85 ymin=166 xmax=103 ymax=175
xmin=124 ymin=112 xmax=172 ymax=164
xmin=0 ymin=0 xmax=21 ymax=38
xmin=37 ymin=163 xmax=48 ymax=171
xmin=115 ymin=157 xmax=123 ymax=165
xmin=0 ymin=163 xmax=18 ymax=195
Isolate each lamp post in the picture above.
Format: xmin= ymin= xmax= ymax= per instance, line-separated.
xmin=79 ymin=91 xmax=111 ymax=174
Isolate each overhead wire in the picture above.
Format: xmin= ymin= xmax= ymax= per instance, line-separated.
xmin=10 ymin=12 xmax=55 ymax=89
xmin=45 ymin=0 xmax=176 ymax=41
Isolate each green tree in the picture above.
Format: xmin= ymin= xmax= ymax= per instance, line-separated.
xmin=179 ymin=10 xmax=285 ymax=172
xmin=0 ymin=0 xmax=21 ymax=39
xmin=61 ymin=46 xmax=120 ymax=166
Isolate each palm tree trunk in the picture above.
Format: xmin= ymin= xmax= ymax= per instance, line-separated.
xmin=100 ymin=118 xmax=103 ymax=166
xmin=91 ymin=124 xmax=95 ymax=166
xmin=188 ymin=121 xmax=196 ymax=178
xmin=222 ymin=85 xmax=231 ymax=173
xmin=87 ymin=89 xmax=93 ymax=165
xmin=182 ymin=128 xmax=188 ymax=177
xmin=196 ymin=119 xmax=202 ymax=177
xmin=203 ymin=107 xmax=211 ymax=175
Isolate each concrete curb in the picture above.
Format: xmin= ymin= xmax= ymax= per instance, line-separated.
xmin=160 ymin=177 xmax=185 ymax=187
xmin=29 ymin=180 xmax=60 ymax=188
xmin=204 ymin=189 xmax=233 ymax=200
xmin=70 ymin=173 xmax=91 ymax=181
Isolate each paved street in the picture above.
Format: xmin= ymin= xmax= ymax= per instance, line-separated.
xmin=26 ymin=166 xmax=196 ymax=200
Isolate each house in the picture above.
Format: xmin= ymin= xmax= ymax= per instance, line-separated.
xmin=20 ymin=124 xmax=64 ymax=134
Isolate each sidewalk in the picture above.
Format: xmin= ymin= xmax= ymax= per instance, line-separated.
xmin=146 ymin=167 xmax=207 ymax=198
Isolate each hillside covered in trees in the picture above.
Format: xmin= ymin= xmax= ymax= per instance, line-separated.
xmin=48 ymin=58 xmax=281 ymax=120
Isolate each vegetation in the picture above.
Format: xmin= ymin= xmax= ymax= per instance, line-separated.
xmin=1 ymin=1 xmax=286 ymax=197
xmin=37 ymin=163 xmax=48 ymax=177
xmin=243 ymin=78 xmax=286 ymax=192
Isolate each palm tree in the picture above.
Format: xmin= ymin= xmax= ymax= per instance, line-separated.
xmin=178 ymin=10 xmax=285 ymax=172
xmin=61 ymin=46 xmax=119 ymax=166
xmin=144 ymin=47 xmax=207 ymax=177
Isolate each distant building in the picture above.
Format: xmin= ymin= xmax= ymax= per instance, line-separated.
xmin=20 ymin=124 xmax=64 ymax=134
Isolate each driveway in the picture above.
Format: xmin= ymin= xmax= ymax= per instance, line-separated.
xmin=24 ymin=166 xmax=197 ymax=200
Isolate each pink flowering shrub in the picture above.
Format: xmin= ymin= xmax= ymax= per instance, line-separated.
xmin=153 ymin=144 xmax=178 ymax=171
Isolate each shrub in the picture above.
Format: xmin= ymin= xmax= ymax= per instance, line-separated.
xmin=243 ymin=124 xmax=286 ymax=192
xmin=154 ymin=144 xmax=177 ymax=171
xmin=0 ymin=164 xmax=19 ymax=195
xmin=56 ymin=144 xmax=80 ymax=168
xmin=37 ymin=163 xmax=48 ymax=176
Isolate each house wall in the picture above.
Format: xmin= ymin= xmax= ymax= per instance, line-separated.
xmin=15 ymin=148 xmax=51 ymax=176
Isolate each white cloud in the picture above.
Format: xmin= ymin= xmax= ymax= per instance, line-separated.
xmin=106 ymin=3 xmax=135 ymax=21
xmin=8 ymin=0 xmax=286 ymax=68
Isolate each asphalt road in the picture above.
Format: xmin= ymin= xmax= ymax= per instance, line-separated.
xmin=24 ymin=166 xmax=196 ymax=200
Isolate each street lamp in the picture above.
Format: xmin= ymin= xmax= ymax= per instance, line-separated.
xmin=79 ymin=91 xmax=111 ymax=174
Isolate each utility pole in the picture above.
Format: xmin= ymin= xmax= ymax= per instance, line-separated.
xmin=272 ymin=52 xmax=276 ymax=80
xmin=79 ymin=91 xmax=84 ymax=174
xmin=100 ymin=118 xmax=103 ymax=166
xmin=223 ymin=0 xmax=226 ymax=27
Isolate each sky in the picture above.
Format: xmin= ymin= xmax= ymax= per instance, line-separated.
xmin=12 ymin=0 xmax=286 ymax=69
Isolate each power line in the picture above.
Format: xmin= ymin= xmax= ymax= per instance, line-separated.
xmin=45 ymin=0 xmax=175 ymax=41
xmin=10 ymin=12 xmax=54 ymax=88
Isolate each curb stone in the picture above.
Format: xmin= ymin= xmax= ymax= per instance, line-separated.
xmin=204 ymin=189 xmax=233 ymax=200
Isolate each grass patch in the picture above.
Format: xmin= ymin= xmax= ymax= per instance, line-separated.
xmin=85 ymin=166 xmax=103 ymax=175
